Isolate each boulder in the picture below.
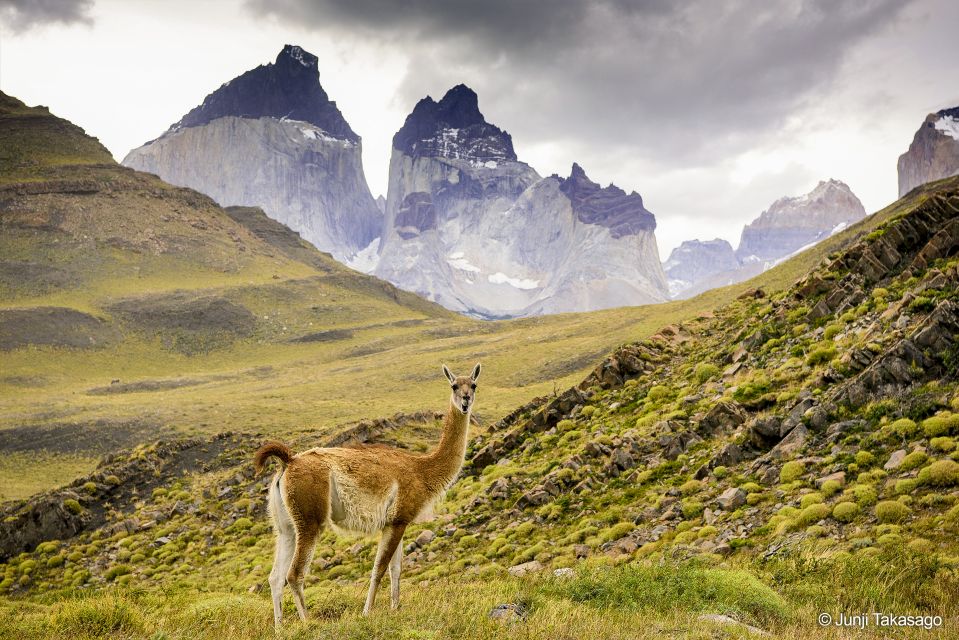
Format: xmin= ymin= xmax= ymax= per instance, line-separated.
xmin=698 ymin=401 xmax=747 ymax=435
xmin=884 ymin=449 xmax=908 ymax=471
xmin=716 ymin=487 xmax=747 ymax=511
xmin=768 ymin=424 xmax=809 ymax=460
xmin=507 ymin=560 xmax=544 ymax=577
xmin=414 ymin=530 xmax=435 ymax=547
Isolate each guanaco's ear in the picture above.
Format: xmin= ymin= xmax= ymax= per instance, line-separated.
xmin=443 ymin=364 xmax=455 ymax=383
xmin=471 ymin=363 xmax=482 ymax=381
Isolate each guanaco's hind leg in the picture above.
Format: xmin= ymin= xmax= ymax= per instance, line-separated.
xmin=282 ymin=463 xmax=329 ymax=623
xmin=287 ymin=520 xmax=319 ymax=621
xmin=388 ymin=539 xmax=403 ymax=610
xmin=268 ymin=475 xmax=296 ymax=628
xmin=363 ymin=523 xmax=407 ymax=615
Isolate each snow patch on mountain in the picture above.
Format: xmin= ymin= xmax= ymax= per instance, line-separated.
xmin=488 ymin=272 xmax=540 ymax=290
xmin=935 ymin=115 xmax=959 ymax=140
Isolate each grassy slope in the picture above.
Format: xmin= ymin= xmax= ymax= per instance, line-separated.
xmin=2 ymin=178 xmax=958 ymax=639
xmin=3 ymin=93 xmax=959 ymax=638
xmin=0 ymin=89 xmax=951 ymax=501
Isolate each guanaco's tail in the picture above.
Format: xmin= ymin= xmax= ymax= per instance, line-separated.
xmin=253 ymin=440 xmax=294 ymax=476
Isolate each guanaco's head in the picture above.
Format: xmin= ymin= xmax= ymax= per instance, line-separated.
xmin=443 ymin=363 xmax=481 ymax=414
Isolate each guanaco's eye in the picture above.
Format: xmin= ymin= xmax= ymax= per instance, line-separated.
xmin=471 ymin=383 xmax=477 ymax=390
xmin=451 ymin=384 xmax=458 ymax=390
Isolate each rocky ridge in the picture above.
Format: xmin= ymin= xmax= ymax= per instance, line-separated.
xmin=374 ymin=86 xmax=668 ymax=317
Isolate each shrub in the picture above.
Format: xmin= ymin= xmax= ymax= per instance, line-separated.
xmin=63 ymin=499 xmax=83 ymax=515
xmin=648 ymin=385 xmax=671 ymax=402
xmin=779 ymin=461 xmax=805 ymax=483
xmin=796 ymin=503 xmax=831 ymax=526
xmin=899 ymin=451 xmax=928 ymax=471
xmin=875 ymin=501 xmax=912 ymax=523
xmin=855 ymin=451 xmax=876 ymax=468
xmin=922 ymin=413 xmax=959 ymax=438
xmin=52 ymin=595 xmax=142 ymax=637
xmin=888 ymin=418 xmax=918 ymax=438
xmin=930 ymin=437 xmax=956 ymax=452
xmin=546 ymin=562 xmax=789 ymax=624
xmin=917 ymin=460 xmax=959 ymax=487
xmin=698 ymin=526 xmax=718 ymax=539
xmin=104 ymin=564 xmax=132 ymax=581
xmin=807 ymin=346 xmax=837 ymax=366
xmin=695 ymin=363 xmax=720 ymax=383
xmin=680 ymin=480 xmax=702 ymax=495
xmin=894 ymin=479 xmax=919 ymax=495
xmin=824 ymin=324 xmax=843 ymax=340
xmin=557 ymin=419 xmax=576 ymax=432
xmin=800 ymin=493 xmax=825 ymax=509
xmin=853 ymin=485 xmax=878 ymax=507
xmin=681 ymin=500 xmax=705 ymax=519
xmin=821 ymin=479 xmax=843 ymax=497
xmin=580 ymin=405 xmax=597 ymax=418
xmin=105 ymin=475 xmax=121 ymax=485
xmin=712 ymin=466 xmax=728 ymax=479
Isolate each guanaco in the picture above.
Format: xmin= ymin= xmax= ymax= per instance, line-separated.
xmin=254 ymin=363 xmax=481 ymax=626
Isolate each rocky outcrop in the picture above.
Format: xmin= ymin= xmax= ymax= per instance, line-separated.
xmin=123 ymin=45 xmax=381 ymax=267
xmin=664 ymin=180 xmax=866 ymax=299
xmin=374 ymin=85 xmax=668 ymax=317
xmin=898 ymin=106 xmax=959 ymax=197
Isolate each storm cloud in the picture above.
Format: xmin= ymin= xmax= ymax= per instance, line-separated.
xmin=0 ymin=0 xmax=94 ymax=33
xmin=245 ymin=0 xmax=911 ymax=166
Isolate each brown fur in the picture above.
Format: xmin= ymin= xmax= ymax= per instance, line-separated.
xmin=260 ymin=363 xmax=481 ymax=626
xmin=253 ymin=440 xmax=293 ymax=475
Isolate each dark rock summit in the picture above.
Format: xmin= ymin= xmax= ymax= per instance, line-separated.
xmin=168 ymin=44 xmax=359 ymax=143
xmin=898 ymin=105 xmax=959 ymax=197
xmin=558 ymin=163 xmax=656 ymax=238
xmin=392 ymin=84 xmax=517 ymax=161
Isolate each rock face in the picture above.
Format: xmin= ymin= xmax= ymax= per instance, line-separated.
xmin=123 ymin=45 xmax=381 ymax=267
xmin=898 ymin=106 xmax=959 ymax=197
xmin=374 ymin=85 xmax=668 ymax=317
xmin=737 ymin=179 xmax=866 ymax=262
xmin=663 ymin=239 xmax=741 ymax=298
xmin=664 ymin=180 xmax=866 ymax=299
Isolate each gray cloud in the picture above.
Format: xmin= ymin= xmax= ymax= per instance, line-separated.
xmin=0 ymin=0 xmax=94 ymax=33
xmin=245 ymin=0 xmax=911 ymax=168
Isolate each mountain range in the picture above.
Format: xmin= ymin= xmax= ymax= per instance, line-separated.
xmin=124 ymin=47 xmax=669 ymax=318
xmin=664 ymin=179 xmax=866 ymax=299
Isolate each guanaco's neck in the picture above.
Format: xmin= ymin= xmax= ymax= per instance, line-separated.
xmin=421 ymin=400 xmax=470 ymax=490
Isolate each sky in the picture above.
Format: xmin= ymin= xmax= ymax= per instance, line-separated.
xmin=1 ymin=0 xmax=957 ymax=259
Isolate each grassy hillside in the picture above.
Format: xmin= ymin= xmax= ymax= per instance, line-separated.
xmin=2 ymin=176 xmax=957 ymax=639
xmin=1 ymin=90 xmax=955 ymax=505
xmin=2 ymin=92 xmax=959 ymax=638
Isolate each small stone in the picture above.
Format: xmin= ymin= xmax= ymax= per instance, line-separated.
xmin=573 ymin=544 xmax=590 ymax=558
xmin=508 ymin=560 xmax=544 ymax=577
xmin=703 ymin=507 xmax=717 ymax=525
xmin=553 ymin=567 xmax=575 ymax=578
xmin=414 ymin=530 xmax=435 ymax=547
xmin=699 ymin=613 xmax=770 ymax=636
xmin=489 ymin=603 xmax=527 ymax=623
xmin=716 ymin=487 xmax=746 ymax=511
xmin=153 ymin=536 xmax=171 ymax=547
xmin=884 ymin=449 xmax=907 ymax=470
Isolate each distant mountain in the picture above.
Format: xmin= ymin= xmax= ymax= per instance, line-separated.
xmin=374 ymin=85 xmax=668 ymax=317
xmin=123 ymin=45 xmax=382 ymax=268
xmin=665 ymin=180 xmax=866 ymax=299
xmin=898 ymin=106 xmax=959 ymax=197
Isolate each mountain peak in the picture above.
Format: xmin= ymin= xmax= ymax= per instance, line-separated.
xmin=558 ymin=162 xmax=655 ymax=238
xmin=165 ymin=45 xmax=359 ymax=143
xmin=392 ymin=85 xmax=516 ymax=161
xmin=277 ymin=44 xmax=318 ymax=70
